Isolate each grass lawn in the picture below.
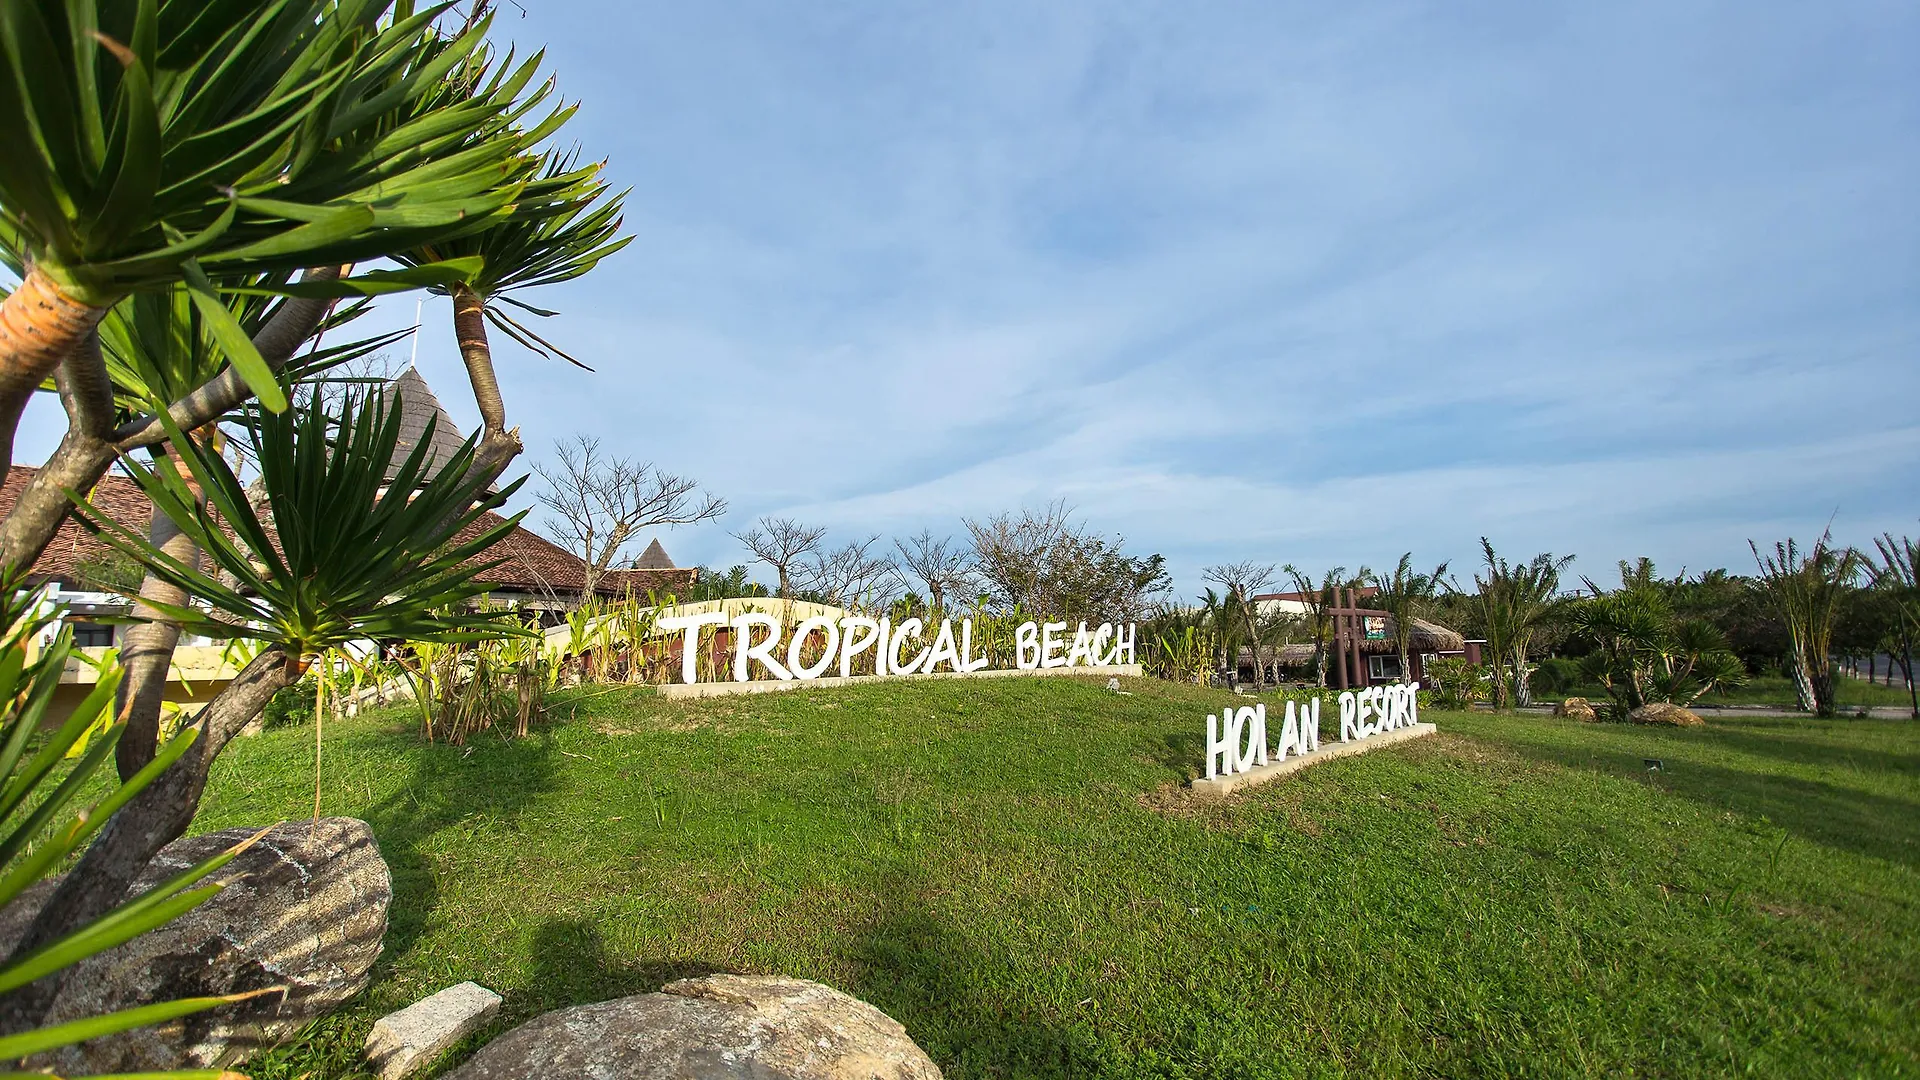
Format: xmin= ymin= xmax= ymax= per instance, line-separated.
xmin=1553 ymin=674 xmax=1918 ymax=712
xmin=190 ymin=676 xmax=1920 ymax=1079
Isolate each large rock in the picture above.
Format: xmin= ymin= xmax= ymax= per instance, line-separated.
xmin=1630 ymin=702 xmax=1704 ymax=726
xmin=9 ymin=818 xmax=389 ymax=1074
xmin=1554 ymin=697 xmax=1599 ymax=721
xmin=447 ymin=973 xmax=941 ymax=1080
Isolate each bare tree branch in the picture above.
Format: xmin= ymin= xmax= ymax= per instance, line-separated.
xmin=534 ymin=434 xmax=726 ymax=598
xmin=803 ymin=535 xmax=901 ymax=607
xmin=894 ymin=530 xmax=975 ymax=613
xmin=734 ymin=517 xmax=826 ymax=598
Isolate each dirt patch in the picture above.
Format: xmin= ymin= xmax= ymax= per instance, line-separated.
xmin=1135 ymin=779 xmax=1213 ymax=817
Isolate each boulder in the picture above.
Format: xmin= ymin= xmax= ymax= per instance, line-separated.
xmin=7 ymin=818 xmax=389 ymax=1074
xmin=1630 ymin=702 xmax=1704 ymax=726
xmin=1554 ymin=697 xmax=1599 ymax=721
xmin=447 ymin=973 xmax=941 ymax=1080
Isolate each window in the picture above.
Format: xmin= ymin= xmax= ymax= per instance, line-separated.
xmin=69 ymin=622 xmax=114 ymax=648
xmin=1368 ymin=654 xmax=1402 ymax=681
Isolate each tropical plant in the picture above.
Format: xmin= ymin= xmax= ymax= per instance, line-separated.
xmin=95 ymin=281 xmax=403 ymax=783
xmin=0 ymin=576 xmax=275 ymax=1070
xmin=1462 ymin=539 xmax=1573 ymax=709
xmin=392 ymin=135 xmax=632 ymax=487
xmin=0 ymin=0 xmax=536 ymax=471
xmin=1280 ymin=565 xmax=1368 ymax=688
xmin=1868 ymin=532 xmax=1920 ymax=718
xmin=1423 ymin=656 xmax=1484 ymax=710
xmin=1569 ymin=575 xmax=1746 ymax=716
xmin=1203 ymin=562 xmax=1277 ymax=689
xmin=1750 ymin=531 xmax=1862 ymax=717
xmin=4 ymin=388 xmax=529 ymax=1027
xmin=1371 ymin=553 xmax=1450 ymax=684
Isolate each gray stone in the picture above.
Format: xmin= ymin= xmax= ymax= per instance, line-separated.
xmin=447 ymin=973 xmax=941 ymax=1080
xmin=367 ymin=981 xmax=503 ymax=1080
xmin=7 ymin=817 xmax=390 ymax=1074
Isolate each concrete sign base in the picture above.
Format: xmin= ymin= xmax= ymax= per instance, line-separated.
xmin=1190 ymin=721 xmax=1437 ymax=797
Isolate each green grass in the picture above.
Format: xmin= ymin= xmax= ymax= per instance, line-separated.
xmin=187 ymin=676 xmax=1919 ymax=1079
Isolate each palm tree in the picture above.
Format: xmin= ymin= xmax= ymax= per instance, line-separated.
xmin=1282 ymin=564 xmax=1367 ymax=687
xmin=91 ymin=283 xmax=402 ymax=782
xmin=392 ymin=142 xmax=632 ymax=486
xmin=1372 ymin=552 xmax=1449 ymax=685
xmin=1751 ymin=531 xmax=1862 ymax=717
xmin=7 ymin=388 xmax=530 ymax=1027
xmin=1465 ymin=539 xmax=1573 ymax=709
xmin=1868 ymin=533 xmax=1920 ymax=719
xmin=0 ymin=0 xmax=538 ymax=473
xmin=0 ymin=1 xmax=548 ymax=564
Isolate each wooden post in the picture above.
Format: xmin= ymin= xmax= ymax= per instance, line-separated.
xmin=1332 ymin=589 xmax=1349 ymax=690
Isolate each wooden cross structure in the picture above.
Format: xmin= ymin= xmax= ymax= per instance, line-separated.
xmin=1324 ymin=588 xmax=1384 ymax=691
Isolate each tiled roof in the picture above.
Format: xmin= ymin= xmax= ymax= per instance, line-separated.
xmin=0 ymin=465 xmax=149 ymax=583
xmin=1 ymin=465 xmax=694 ymax=599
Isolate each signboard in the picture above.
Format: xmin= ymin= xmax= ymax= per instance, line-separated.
xmin=1364 ymin=616 xmax=1387 ymax=640
xmin=1203 ymin=681 xmax=1423 ymax=782
xmin=651 ymin=614 xmax=1136 ymax=685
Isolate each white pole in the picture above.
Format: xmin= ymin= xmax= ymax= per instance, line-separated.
xmin=407 ymin=297 xmax=424 ymax=369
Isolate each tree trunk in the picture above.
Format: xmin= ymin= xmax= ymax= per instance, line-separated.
xmin=0 ymin=330 xmax=119 ymax=572
xmin=450 ymin=283 xmax=524 ymax=491
xmin=0 ymin=267 xmax=111 ymax=474
xmin=0 ymin=269 xmax=343 ymax=575
xmin=1903 ymin=639 xmax=1918 ymax=719
xmin=114 ymin=443 xmax=207 ymax=781
xmin=0 ymin=647 xmax=303 ymax=1033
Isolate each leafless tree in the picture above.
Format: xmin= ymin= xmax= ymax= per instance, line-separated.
xmin=1204 ymin=561 xmax=1279 ymax=689
xmin=534 ymin=435 xmax=726 ymax=598
xmin=965 ymin=501 xmax=1169 ymax=620
xmin=894 ymin=529 xmax=975 ymax=613
xmin=802 ymin=535 xmax=901 ymax=607
xmin=734 ymin=516 xmax=827 ymax=598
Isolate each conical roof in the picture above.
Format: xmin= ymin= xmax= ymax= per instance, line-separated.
xmin=382 ymin=368 xmax=471 ymax=484
xmin=633 ymin=538 xmax=675 ymax=569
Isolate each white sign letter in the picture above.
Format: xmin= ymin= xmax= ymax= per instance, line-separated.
xmin=1015 ymin=621 xmax=1041 ymax=669
xmin=656 ymin=611 xmax=728 ymax=684
xmin=891 ymin=618 xmax=931 ymax=675
xmin=731 ymin=613 xmax=792 ymax=682
xmin=788 ymin=616 xmax=841 ymax=680
xmin=1041 ymin=622 xmax=1068 ymax=668
xmin=838 ymin=617 xmax=881 ymax=678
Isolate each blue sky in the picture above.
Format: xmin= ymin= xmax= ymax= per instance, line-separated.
xmin=17 ymin=0 xmax=1920 ymax=594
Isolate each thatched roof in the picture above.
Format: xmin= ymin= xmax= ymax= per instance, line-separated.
xmin=1237 ymin=613 xmax=1465 ymax=666
xmin=632 ymin=538 xmax=675 ymax=570
xmin=381 ymin=368 xmax=471 ymax=485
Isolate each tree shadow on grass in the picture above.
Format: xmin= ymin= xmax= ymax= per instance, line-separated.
xmin=513 ymin=918 xmax=718 ymax=1018
xmin=1146 ymin=728 xmax=1205 ymax=779
xmin=846 ymin=872 xmax=1108 ymax=1078
xmin=1498 ymin=739 xmax=1920 ymax=868
xmin=1694 ymin=725 xmax=1920 ymax=778
xmin=360 ymin=730 xmax=566 ymax=964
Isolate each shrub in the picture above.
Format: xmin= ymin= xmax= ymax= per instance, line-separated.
xmin=1530 ymin=657 xmax=1583 ymax=698
xmin=1425 ymin=656 xmax=1486 ymax=709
